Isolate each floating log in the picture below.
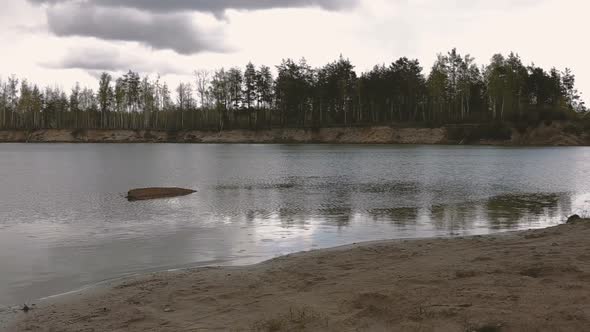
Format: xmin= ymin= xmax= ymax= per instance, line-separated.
xmin=126 ymin=187 xmax=196 ymax=201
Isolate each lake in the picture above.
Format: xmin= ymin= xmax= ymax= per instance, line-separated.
xmin=1 ymin=143 xmax=589 ymax=306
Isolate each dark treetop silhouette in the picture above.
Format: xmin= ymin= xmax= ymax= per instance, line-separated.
xmin=0 ymin=49 xmax=586 ymax=132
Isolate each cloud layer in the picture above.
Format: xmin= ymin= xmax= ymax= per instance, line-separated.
xmin=28 ymin=0 xmax=359 ymax=69
xmin=8 ymin=0 xmax=587 ymax=104
xmin=29 ymin=0 xmax=358 ymax=14
xmin=42 ymin=46 xmax=185 ymax=74
xmin=46 ymin=5 xmax=226 ymax=54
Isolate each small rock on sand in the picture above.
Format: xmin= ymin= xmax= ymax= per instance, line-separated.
xmin=567 ymin=215 xmax=582 ymax=224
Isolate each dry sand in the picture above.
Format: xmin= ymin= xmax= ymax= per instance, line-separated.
xmin=0 ymin=127 xmax=448 ymax=145
xmin=7 ymin=220 xmax=590 ymax=332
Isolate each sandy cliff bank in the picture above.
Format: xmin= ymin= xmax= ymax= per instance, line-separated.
xmin=0 ymin=122 xmax=587 ymax=145
xmin=0 ymin=127 xmax=446 ymax=145
xmin=8 ymin=220 xmax=590 ymax=332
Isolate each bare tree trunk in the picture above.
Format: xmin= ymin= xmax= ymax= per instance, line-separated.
xmin=501 ymin=95 xmax=505 ymax=121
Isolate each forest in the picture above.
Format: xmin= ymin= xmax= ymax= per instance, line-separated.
xmin=0 ymin=49 xmax=586 ymax=132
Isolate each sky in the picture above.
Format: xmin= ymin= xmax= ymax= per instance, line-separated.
xmin=0 ymin=0 xmax=588 ymax=101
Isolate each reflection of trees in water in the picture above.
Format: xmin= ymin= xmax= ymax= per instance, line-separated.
xmin=315 ymin=207 xmax=354 ymax=226
xmin=429 ymin=204 xmax=479 ymax=232
xmin=368 ymin=207 xmax=419 ymax=226
xmin=426 ymin=193 xmax=570 ymax=231
xmin=214 ymin=178 xmax=574 ymax=232
xmin=276 ymin=207 xmax=308 ymax=225
xmin=241 ymin=207 xmax=355 ymax=227
xmin=221 ymin=178 xmax=425 ymax=228
xmin=244 ymin=209 xmax=274 ymax=223
xmin=215 ymin=183 xmax=299 ymax=191
xmin=483 ymin=193 xmax=570 ymax=229
xmin=350 ymin=181 xmax=420 ymax=195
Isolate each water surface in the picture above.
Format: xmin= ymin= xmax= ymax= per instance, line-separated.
xmin=1 ymin=144 xmax=590 ymax=305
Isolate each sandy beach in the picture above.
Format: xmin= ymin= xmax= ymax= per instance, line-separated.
xmin=7 ymin=219 xmax=590 ymax=331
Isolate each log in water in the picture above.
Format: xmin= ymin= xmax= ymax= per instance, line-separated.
xmin=126 ymin=187 xmax=196 ymax=201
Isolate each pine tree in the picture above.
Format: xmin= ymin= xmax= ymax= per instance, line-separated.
xmin=244 ymin=62 xmax=257 ymax=109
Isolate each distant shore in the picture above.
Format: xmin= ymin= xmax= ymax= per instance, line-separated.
xmin=8 ymin=220 xmax=590 ymax=331
xmin=0 ymin=122 xmax=588 ymax=146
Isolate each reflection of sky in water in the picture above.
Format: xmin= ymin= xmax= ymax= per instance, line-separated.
xmin=1 ymin=144 xmax=590 ymax=305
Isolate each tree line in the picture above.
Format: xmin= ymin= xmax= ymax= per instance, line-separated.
xmin=0 ymin=49 xmax=586 ymax=131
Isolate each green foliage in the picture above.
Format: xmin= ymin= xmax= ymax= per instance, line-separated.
xmin=0 ymin=50 xmax=586 ymax=131
xmin=243 ymin=62 xmax=257 ymax=109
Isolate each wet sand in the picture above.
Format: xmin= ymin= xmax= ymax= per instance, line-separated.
xmin=8 ymin=220 xmax=590 ymax=331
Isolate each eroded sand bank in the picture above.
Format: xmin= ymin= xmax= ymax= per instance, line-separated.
xmin=1 ymin=122 xmax=587 ymax=146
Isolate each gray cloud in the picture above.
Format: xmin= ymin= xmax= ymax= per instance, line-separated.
xmin=29 ymin=0 xmax=358 ymax=14
xmin=28 ymin=0 xmax=358 ymax=55
xmin=98 ymin=0 xmax=357 ymax=14
xmin=41 ymin=46 xmax=185 ymax=74
xmin=45 ymin=5 xmax=227 ymax=54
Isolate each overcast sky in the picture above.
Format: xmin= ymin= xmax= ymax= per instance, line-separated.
xmin=0 ymin=0 xmax=588 ymax=101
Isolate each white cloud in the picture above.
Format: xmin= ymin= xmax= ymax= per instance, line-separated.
xmin=0 ymin=0 xmax=587 ymax=103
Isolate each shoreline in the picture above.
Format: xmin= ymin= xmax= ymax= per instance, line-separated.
xmin=8 ymin=220 xmax=590 ymax=331
xmin=0 ymin=123 xmax=588 ymax=146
